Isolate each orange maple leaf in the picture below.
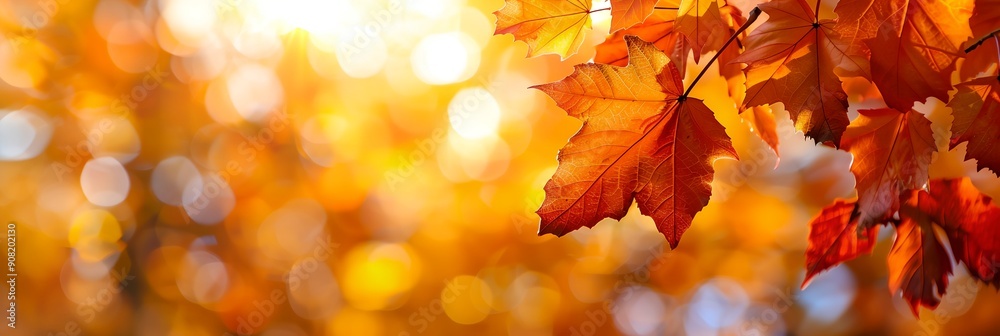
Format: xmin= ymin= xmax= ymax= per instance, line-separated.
xmin=675 ymin=0 xmax=728 ymax=62
xmin=888 ymin=178 xmax=1000 ymax=314
xmin=802 ymin=200 xmax=879 ymax=287
xmin=960 ymin=0 xmax=1000 ymax=80
xmin=949 ymin=77 xmax=1000 ymax=174
xmin=595 ymin=0 xmax=688 ymax=69
xmin=842 ymin=109 xmax=935 ymax=227
xmin=594 ymin=1 xmax=749 ymax=95
xmin=890 ymin=189 xmax=954 ymax=315
xmin=494 ymin=0 xmax=593 ymax=59
xmin=960 ymin=38 xmax=999 ymax=81
xmin=836 ymin=0 xmax=973 ymax=111
xmin=968 ymin=0 xmax=1000 ymax=40
xmin=533 ymin=36 xmax=737 ymax=248
xmin=923 ymin=178 xmax=1000 ymax=288
xmin=734 ymin=0 xmax=857 ymax=146
xmin=739 ymin=105 xmax=780 ymax=155
xmin=611 ymin=0 xmax=659 ymax=32
xmin=806 ymin=178 xmax=1000 ymax=315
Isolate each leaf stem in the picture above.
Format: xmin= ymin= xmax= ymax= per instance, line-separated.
xmin=995 ymin=34 xmax=1000 ymax=64
xmin=964 ymin=28 xmax=1000 ymax=54
xmin=995 ymin=34 xmax=1000 ymax=80
xmin=590 ymin=6 xmax=678 ymax=14
xmin=814 ymin=0 xmax=822 ymax=21
xmin=682 ymin=6 xmax=761 ymax=99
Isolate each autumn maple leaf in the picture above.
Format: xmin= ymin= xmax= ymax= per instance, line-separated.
xmin=922 ymin=178 xmax=1000 ymax=288
xmin=595 ymin=0 xmax=688 ymax=69
xmin=497 ymin=0 xmax=1000 ymax=318
xmin=494 ymin=0 xmax=671 ymax=59
xmin=890 ymin=189 xmax=954 ymax=314
xmin=948 ymin=76 xmax=1000 ymax=174
xmin=611 ymin=0 xmax=659 ymax=32
xmin=676 ymin=0 xmax=728 ymax=61
xmin=494 ymin=0 xmax=594 ymax=59
xmin=805 ymin=178 xmax=1000 ymax=315
xmin=802 ymin=200 xmax=879 ymax=287
xmin=595 ymin=1 xmax=778 ymax=156
xmin=841 ymin=109 xmax=935 ymax=227
xmin=961 ymin=0 xmax=1000 ymax=81
xmin=595 ymin=1 xmax=748 ymax=67
xmin=591 ymin=0 xmax=745 ymax=92
xmin=533 ymin=36 xmax=737 ymax=248
xmin=968 ymin=0 xmax=1000 ymax=39
xmin=887 ymin=179 xmax=1000 ymax=314
xmin=961 ymin=38 xmax=999 ymax=81
xmin=835 ymin=0 xmax=973 ymax=111
xmin=740 ymin=106 xmax=780 ymax=155
xmin=734 ymin=0 xmax=856 ymax=146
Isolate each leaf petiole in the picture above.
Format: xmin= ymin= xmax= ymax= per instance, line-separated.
xmin=681 ymin=6 xmax=761 ymax=99
xmin=964 ymin=28 xmax=1000 ymax=54
xmin=814 ymin=0 xmax=822 ymax=21
xmin=588 ymin=6 xmax=678 ymax=14
xmin=995 ymin=34 xmax=1000 ymax=70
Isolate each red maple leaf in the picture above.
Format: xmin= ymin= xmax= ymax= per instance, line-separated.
xmin=948 ymin=76 xmax=1000 ymax=174
xmin=890 ymin=189 xmax=954 ymax=314
xmin=734 ymin=0 xmax=857 ymax=146
xmin=922 ymin=178 xmax=1000 ymax=288
xmin=803 ymin=200 xmax=879 ymax=287
xmin=841 ymin=109 xmax=935 ymax=227
xmin=835 ymin=0 xmax=974 ymax=110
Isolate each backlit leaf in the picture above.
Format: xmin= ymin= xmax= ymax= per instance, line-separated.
xmin=803 ymin=200 xmax=879 ymax=287
xmin=676 ymin=0 xmax=728 ymax=61
xmin=923 ymin=178 xmax=1000 ymax=288
xmin=842 ymin=109 xmax=935 ymax=227
xmin=494 ymin=0 xmax=593 ymax=59
xmin=948 ymin=76 xmax=1000 ymax=174
xmin=533 ymin=36 xmax=737 ymax=248
xmin=611 ymin=0 xmax=660 ymax=31
xmin=836 ymin=0 xmax=974 ymax=110
xmin=595 ymin=0 xmax=688 ymax=69
xmin=890 ymin=190 xmax=953 ymax=315
xmin=734 ymin=0 xmax=855 ymax=146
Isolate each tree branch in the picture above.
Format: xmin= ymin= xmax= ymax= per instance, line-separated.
xmin=965 ymin=28 xmax=1000 ymax=54
xmin=683 ymin=7 xmax=761 ymax=98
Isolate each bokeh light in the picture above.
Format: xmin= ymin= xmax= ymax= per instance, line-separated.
xmin=0 ymin=108 xmax=52 ymax=161
xmin=80 ymin=157 xmax=131 ymax=207
xmin=411 ymin=32 xmax=480 ymax=85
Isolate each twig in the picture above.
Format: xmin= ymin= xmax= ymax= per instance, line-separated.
xmin=682 ymin=7 xmax=761 ymax=98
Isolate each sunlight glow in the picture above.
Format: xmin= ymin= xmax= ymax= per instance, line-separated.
xmin=448 ymin=87 xmax=502 ymax=139
xmin=253 ymin=0 xmax=353 ymax=34
xmin=411 ymin=32 xmax=480 ymax=85
xmin=160 ymin=0 xmax=217 ymax=46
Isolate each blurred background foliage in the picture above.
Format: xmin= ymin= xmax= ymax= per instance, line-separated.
xmin=1 ymin=0 xmax=1000 ymax=335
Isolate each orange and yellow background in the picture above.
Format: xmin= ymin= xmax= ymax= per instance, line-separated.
xmin=1 ymin=0 xmax=1000 ymax=335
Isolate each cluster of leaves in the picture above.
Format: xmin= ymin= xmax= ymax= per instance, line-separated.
xmin=494 ymin=0 xmax=1000 ymax=315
